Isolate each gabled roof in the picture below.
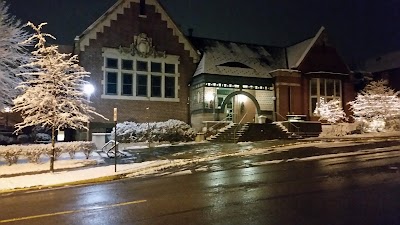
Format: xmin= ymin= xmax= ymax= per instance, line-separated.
xmin=75 ymin=0 xmax=199 ymax=62
xmin=189 ymin=37 xmax=285 ymax=78
xmin=286 ymin=26 xmax=325 ymax=69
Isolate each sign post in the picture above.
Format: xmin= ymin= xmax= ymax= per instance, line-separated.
xmin=113 ymin=108 xmax=118 ymax=172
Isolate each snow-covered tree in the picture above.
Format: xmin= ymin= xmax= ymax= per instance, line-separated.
xmin=13 ymin=22 xmax=107 ymax=172
xmin=0 ymin=1 xmax=31 ymax=108
xmin=348 ymin=80 xmax=400 ymax=132
xmin=314 ymin=97 xmax=347 ymax=136
xmin=314 ymin=97 xmax=346 ymax=124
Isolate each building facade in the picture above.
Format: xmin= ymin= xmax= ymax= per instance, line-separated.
xmin=70 ymin=0 xmax=355 ymax=135
xmin=74 ymin=0 xmax=199 ymax=134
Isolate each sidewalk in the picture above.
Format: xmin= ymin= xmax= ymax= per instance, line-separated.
xmin=1 ymin=131 xmax=399 ymax=193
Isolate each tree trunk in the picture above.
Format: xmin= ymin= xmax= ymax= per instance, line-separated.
xmin=50 ymin=126 xmax=55 ymax=172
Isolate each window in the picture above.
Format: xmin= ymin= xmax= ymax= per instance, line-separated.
xmin=106 ymin=58 xmax=118 ymax=69
xmin=122 ymin=60 xmax=133 ymax=70
xmin=137 ymin=61 xmax=147 ymax=71
xmin=122 ymin=73 xmax=133 ymax=95
xmin=103 ymin=48 xmax=179 ymax=101
xmin=137 ymin=74 xmax=147 ymax=96
xmin=106 ymin=72 xmax=118 ymax=94
xmin=310 ymin=78 xmax=342 ymax=115
xmin=151 ymin=75 xmax=161 ymax=97
xmin=151 ymin=62 xmax=162 ymax=72
xmin=165 ymin=77 xmax=175 ymax=98
xmin=165 ymin=63 xmax=175 ymax=74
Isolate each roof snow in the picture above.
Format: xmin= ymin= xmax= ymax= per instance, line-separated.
xmin=190 ymin=38 xmax=285 ymax=78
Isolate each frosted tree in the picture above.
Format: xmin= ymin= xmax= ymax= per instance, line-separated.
xmin=314 ymin=97 xmax=346 ymax=124
xmin=348 ymin=80 xmax=400 ymax=132
xmin=13 ymin=22 xmax=107 ymax=172
xmin=0 ymin=1 xmax=31 ymax=108
xmin=314 ymin=97 xmax=346 ymax=136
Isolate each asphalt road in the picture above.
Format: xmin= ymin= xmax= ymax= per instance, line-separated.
xmin=1 ymin=141 xmax=400 ymax=225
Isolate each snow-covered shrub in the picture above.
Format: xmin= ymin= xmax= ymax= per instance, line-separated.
xmin=385 ymin=118 xmax=400 ymax=131
xmin=364 ymin=118 xmax=386 ymax=133
xmin=114 ymin=119 xmax=196 ymax=143
xmin=79 ymin=142 xmax=96 ymax=159
xmin=0 ymin=146 xmax=21 ymax=165
xmin=22 ymin=144 xmax=47 ymax=163
xmin=54 ymin=141 xmax=96 ymax=159
xmin=0 ymin=141 xmax=97 ymax=165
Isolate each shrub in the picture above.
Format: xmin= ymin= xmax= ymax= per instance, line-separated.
xmin=0 ymin=145 xmax=22 ymax=165
xmin=0 ymin=141 xmax=98 ymax=165
xmin=114 ymin=119 xmax=196 ymax=143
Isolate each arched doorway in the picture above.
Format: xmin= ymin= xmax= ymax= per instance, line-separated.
xmin=219 ymin=91 xmax=261 ymax=124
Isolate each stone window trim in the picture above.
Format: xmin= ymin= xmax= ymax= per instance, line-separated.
xmin=101 ymin=47 xmax=180 ymax=102
xmin=309 ymin=78 xmax=342 ymax=116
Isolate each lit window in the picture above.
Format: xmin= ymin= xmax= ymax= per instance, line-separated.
xmin=310 ymin=78 xmax=342 ymax=115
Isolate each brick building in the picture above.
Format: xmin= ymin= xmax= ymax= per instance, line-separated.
xmin=74 ymin=0 xmax=199 ymax=135
xmin=68 ymin=0 xmax=355 ymax=136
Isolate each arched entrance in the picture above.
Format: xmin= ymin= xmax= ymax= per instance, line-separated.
xmin=219 ymin=91 xmax=261 ymax=124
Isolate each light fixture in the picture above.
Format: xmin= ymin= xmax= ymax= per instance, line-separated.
xmin=83 ymin=83 xmax=95 ymax=97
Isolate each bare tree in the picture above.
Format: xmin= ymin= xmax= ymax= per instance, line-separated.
xmin=0 ymin=1 xmax=31 ymax=108
xmin=13 ymin=22 xmax=107 ymax=172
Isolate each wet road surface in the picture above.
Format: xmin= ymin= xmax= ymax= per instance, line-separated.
xmin=1 ymin=141 xmax=400 ymax=225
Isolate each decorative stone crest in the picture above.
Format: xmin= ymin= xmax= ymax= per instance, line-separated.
xmin=119 ymin=33 xmax=166 ymax=58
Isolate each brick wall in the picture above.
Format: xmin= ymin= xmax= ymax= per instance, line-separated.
xmin=78 ymin=2 xmax=197 ymax=130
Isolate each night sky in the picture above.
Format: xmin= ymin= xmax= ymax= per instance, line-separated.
xmin=7 ymin=0 xmax=400 ymax=68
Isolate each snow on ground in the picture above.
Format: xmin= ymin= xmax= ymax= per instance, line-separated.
xmin=1 ymin=132 xmax=399 ymax=192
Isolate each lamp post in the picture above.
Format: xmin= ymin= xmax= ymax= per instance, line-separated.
xmin=3 ymin=107 xmax=11 ymax=127
xmin=146 ymin=106 xmax=150 ymax=148
xmin=83 ymin=83 xmax=95 ymax=141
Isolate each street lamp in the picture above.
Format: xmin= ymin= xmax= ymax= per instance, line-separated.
xmin=83 ymin=83 xmax=95 ymax=141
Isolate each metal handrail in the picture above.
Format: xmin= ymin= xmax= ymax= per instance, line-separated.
xmin=101 ymin=140 xmax=126 ymax=158
xmin=274 ymin=112 xmax=300 ymax=134
xmin=205 ymin=114 xmax=235 ymax=137
xmin=233 ymin=111 xmax=248 ymax=143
